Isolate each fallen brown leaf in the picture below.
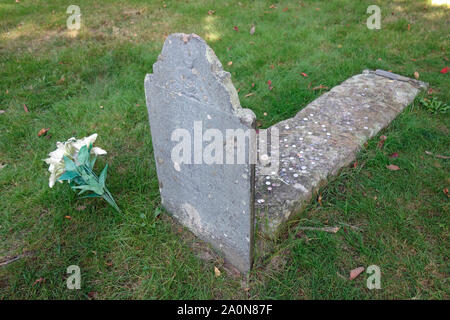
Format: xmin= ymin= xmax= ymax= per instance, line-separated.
xmin=425 ymin=151 xmax=450 ymax=159
xmin=38 ymin=128 xmax=50 ymax=137
xmin=312 ymin=84 xmax=329 ymax=90
xmin=244 ymin=92 xmax=255 ymax=98
xmin=33 ymin=278 xmax=45 ymax=286
xmin=386 ymin=164 xmax=400 ymax=171
xmin=377 ymin=135 xmax=387 ymax=149
xmin=214 ymin=266 xmax=221 ymax=277
xmin=208 ymin=10 xmax=215 ymax=15
xmin=349 ymin=267 xmax=364 ymax=280
xmin=414 ymin=71 xmax=419 ymax=79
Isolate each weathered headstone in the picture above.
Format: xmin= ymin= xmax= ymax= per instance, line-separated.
xmin=145 ymin=33 xmax=256 ymax=272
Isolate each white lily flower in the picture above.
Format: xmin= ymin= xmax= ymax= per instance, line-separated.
xmin=44 ymin=133 xmax=107 ymax=188
xmin=72 ymin=133 xmax=98 ymax=151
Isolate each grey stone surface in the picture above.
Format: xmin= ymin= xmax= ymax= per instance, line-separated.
xmin=145 ymin=33 xmax=256 ymax=272
xmin=256 ymin=69 xmax=427 ymax=238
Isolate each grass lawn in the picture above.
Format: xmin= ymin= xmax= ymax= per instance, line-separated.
xmin=0 ymin=0 xmax=448 ymax=299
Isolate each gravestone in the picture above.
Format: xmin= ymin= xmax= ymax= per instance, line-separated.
xmin=145 ymin=33 xmax=427 ymax=272
xmin=255 ymin=69 xmax=427 ymax=237
xmin=145 ymin=33 xmax=256 ymax=272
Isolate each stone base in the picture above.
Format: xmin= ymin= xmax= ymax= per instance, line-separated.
xmin=255 ymin=70 xmax=427 ymax=238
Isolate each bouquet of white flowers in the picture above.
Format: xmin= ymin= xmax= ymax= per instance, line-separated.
xmin=44 ymin=134 xmax=120 ymax=212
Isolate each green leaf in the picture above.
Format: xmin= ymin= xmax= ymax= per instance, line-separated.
xmin=89 ymin=156 xmax=97 ymax=169
xmin=99 ymin=164 xmax=108 ymax=188
xmin=77 ymin=145 xmax=89 ymax=166
xmin=73 ymin=184 xmax=102 ymax=195
xmin=80 ymin=193 xmax=101 ymax=199
xmin=58 ymin=170 xmax=79 ymax=181
xmin=63 ymin=155 xmax=77 ymax=172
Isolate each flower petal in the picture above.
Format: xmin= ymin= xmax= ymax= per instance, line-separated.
xmin=91 ymin=147 xmax=107 ymax=155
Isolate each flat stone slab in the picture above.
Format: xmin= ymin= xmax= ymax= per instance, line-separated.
xmin=145 ymin=33 xmax=256 ymax=272
xmin=256 ymin=69 xmax=427 ymax=237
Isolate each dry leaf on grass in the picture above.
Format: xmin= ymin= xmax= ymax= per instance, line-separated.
xmin=214 ymin=266 xmax=221 ymax=277
xmin=386 ymin=164 xmax=400 ymax=171
xmin=349 ymin=267 xmax=365 ymax=280
xmin=38 ymin=128 xmax=50 ymax=137
xmin=425 ymin=151 xmax=450 ymax=159
xmin=312 ymin=84 xmax=329 ymax=90
xmin=377 ymin=135 xmax=387 ymax=149
xmin=33 ymin=278 xmax=45 ymax=285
